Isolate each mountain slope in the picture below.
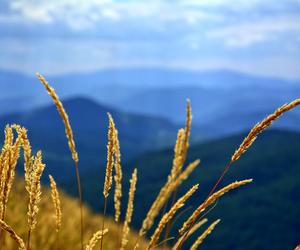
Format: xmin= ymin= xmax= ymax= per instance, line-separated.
xmin=80 ymin=129 xmax=300 ymax=250
xmin=4 ymin=177 xmax=152 ymax=250
xmin=0 ymin=97 xmax=177 ymax=180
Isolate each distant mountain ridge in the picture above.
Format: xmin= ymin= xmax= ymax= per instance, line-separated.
xmin=1 ymin=68 xmax=300 ymax=139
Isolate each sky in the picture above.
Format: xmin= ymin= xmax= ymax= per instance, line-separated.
xmin=0 ymin=0 xmax=300 ymax=79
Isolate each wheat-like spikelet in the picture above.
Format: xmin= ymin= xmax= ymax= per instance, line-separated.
xmin=11 ymin=125 xmax=24 ymax=162
xmin=113 ymin=128 xmax=122 ymax=222
xmin=170 ymin=100 xmax=192 ymax=181
xmin=231 ymin=98 xmax=300 ymax=162
xmin=0 ymin=126 xmax=13 ymax=218
xmin=49 ymin=175 xmax=62 ymax=233
xmin=2 ymin=126 xmax=23 ymax=203
xmin=36 ymin=73 xmax=78 ymax=163
xmin=182 ymin=99 xmax=192 ymax=161
xmin=172 ymin=218 xmax=208 ymax=250
xmin=103 ymin=113 xmax=116 ymax=199
xmin=0 ymin=126 xmax=13 ymax=179
xmin=295 ymin=245 xmax=300 ymax=250
xmin=0 ymin=219 xmax=26 ymax=250
xmin=27 ymin=151 xmax=45 ymax=231
xmin=120 ymin=168 xmax=137 ymax=250
xmin=190 ymin=219 xmax=220 ymax=250
xmin=139 ymin=159 xmax=200 ymax=236
xmin=169 ymin=128 xmax=185 ymax=181
xmin=85 ymin=229 xmax=108 ymax=250
xmin=3 ymin=125 xmax=13 ymax=148
xmin=147 ymin=184 xmax=199 ymax=250
xmin=18 ymin=126 xmax=32 ymax=190
xmin=179 ymin=179 xmax=252 ymax=235
xmin=0 ymin=125 xmax=23 ymax=219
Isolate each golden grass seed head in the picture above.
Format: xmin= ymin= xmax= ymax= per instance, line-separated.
xmin=172 ymin=218 xmax=208 ymax=250
xmin=85 ymin=229 xmax=108 ymax=250
xmin=103 ymin=113 xmax=116 ymax=199
xmin=0 ymin=219 xmax=26 ymax=250
xmin=231 ymin=98 xmax=300 ymax=162
xmin=147 ymin=184 xmax=199 ymax=250
xmin=36 ymin=73 xmax=78 ymax=163
xmin=49 ymin=175 xmax=62 ymax=233
xmin=179 ymin=179 xmax=252 ymax=235
xmin=113 ymin=128 xmax=122 ymax=223
xmin=139 ymin=159 xmax=200 ymax=237
xmin=27 ymin=151 xmax=46 ymax=230
xmin=120 ymin=168 xmax=137 ymax=250
xmin=190 ymin=219 xmax=221 ymax=250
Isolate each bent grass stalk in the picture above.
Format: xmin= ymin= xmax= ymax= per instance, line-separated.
xmin=179 ymin=179 xmax=252 ymax=235
xmin=177 ymin=98 xmax=300 ymax=248
xmin=36 ymin=73 xmax=84 ymax=250
xmin=0 ymin=219 xmax=26 ymax=250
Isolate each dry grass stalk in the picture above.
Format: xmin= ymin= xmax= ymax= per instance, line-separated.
xmin=0 ymin=219 xmax=26 ymax=250
xmin=232 ymin=98 xmax=300 ymax=162
xmin=85 ymin=229 xmax=108 ymax=250
xmin=162 ymin=100 xmax=192 ymax=245
xmin=100 ymin=114 xmax=118 ymax=250
xmin=10 ymin=125 xmax=24 ymax=166
xmin=36 ymin=73 xmax=78 ymax=163
xmin=170 ymin=100 xmax=192 ymax=181
xmin=49 ymin=175 xmax=62 ymax=233
xmin=0 ymin=125 xmax=23 ymax=220
xmin=26 ymin=151 xmax=45 ymax=249
xmin=169 ymin=129 xmax=185 ymax=181
xmin=0 ymin=126 xmax=13 ymax=218
xmin=190 ymin=219 xmax=220 ymax=250
xmin=139 ymin=159 xmax=200 ymax=237
xmin=172 ymin=218 xmax=208 ymax=250
xmin=18 ymin=127 xmax=33 ymax=190
xmin=147 ymin=184 xmax=199 ymax=250
xmin=182 ymin=99 xmax=192 ymax=162
xmin=120 ymin=168 xmax=137 ymax=250
xmin=27 ymin=151 xmax=45 ymax=230
xmin=37 ymin=72 xmax=84 ymax=249
xmin=103 ymin=113 xmax=116 ymax=199
xmin=179 ymin=179 xmax=252 ymax=235
xmin=113 ymin=129 xmax=122 ymax=223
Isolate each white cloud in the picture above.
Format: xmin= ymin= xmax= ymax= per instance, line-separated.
xmin=4 ymin=0 xmax=223 ymax=30
xmin=208 ymin=16 xmax=300 ymax=47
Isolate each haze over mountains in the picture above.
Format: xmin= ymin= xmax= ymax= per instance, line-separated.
xmin=1 ymin=68 xmax=300 ymax=139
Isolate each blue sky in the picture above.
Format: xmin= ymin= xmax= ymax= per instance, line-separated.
xmin=0 ymin=0 xmax=300 ymax=79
